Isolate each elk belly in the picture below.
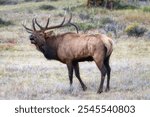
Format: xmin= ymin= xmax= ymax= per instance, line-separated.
xmin=73 ymin=56 xmax=93 ymax=62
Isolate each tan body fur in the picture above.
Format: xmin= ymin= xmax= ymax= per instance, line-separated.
xmin=46 ymin=32 xmax=113 ymax=64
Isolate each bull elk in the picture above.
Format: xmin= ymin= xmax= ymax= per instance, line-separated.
xmin=23 ymin=14 xmax=113 ymax=93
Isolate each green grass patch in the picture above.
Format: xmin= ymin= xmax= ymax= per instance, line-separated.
xmin=142 ymin=6 xmax=150 ymax=12
xmin=77 ymin=22 xmax=97 ymax=31
xmin=115 ymin=3 xmax=138 ymax=10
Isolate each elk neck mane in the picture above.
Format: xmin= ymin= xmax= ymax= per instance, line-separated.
xmin=42 ymin=32 xmax=77 ymax=61
xmin=41 ymin=32 xmax=70 ymax=60
xmin=40 ymin=34 xmax=58 ymax=60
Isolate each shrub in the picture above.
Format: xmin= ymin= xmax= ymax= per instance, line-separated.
xmin=125 ymin=23 xmax=147 ymax=37
xmin=115 ymin=3 xmax=138 ymax=10
xmin=142 ymin=6 xmax=150 ymax=12
xmin=25 ymin=0 xmax=43 ymax=2
xmin=0 ymin=0 xmax=6 ymax=4
xmin=101 ymin=17 xmax=114 ymax=24
xmin=0 ymin=0 xmax=43 ymax=5
xmin=114 ymin=0 xmax=138 ymax=10
xmin=39 ymin=5 xmax=56 ymax=10
xmin=79 ymin=13 xmax=90 ymax=20
xmin=0 ymin=18 xmax=13 ymax=27
xmin=0 ymin=0 xmax=19 ymax=5
xmin=77 ymin=22 xmax=96 ymax=31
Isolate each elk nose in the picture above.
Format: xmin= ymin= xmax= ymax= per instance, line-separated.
xmin=29 ymin=35 xmax=34 ymax=40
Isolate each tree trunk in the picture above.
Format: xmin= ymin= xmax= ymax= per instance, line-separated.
xmin=87 ymin=0 xmax=116 ymax=9
xmin=104 ymin=0 xmax=108 ymax=8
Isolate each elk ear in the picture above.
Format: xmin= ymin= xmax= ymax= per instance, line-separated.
xmin=45 ymin=31 xmax=55 ymax=39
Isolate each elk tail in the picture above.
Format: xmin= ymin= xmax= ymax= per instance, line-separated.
xmin=101 ymin=35 xmax=114 ymax=57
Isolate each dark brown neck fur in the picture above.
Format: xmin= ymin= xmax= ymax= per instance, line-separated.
xmin=40 ymin=35 xmax=59 ymax=60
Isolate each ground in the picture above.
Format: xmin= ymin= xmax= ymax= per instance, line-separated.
xmin=0 ymin=0 xmax=150 ymax=99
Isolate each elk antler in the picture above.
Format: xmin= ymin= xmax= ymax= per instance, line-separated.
xmin=69 ymin=22 xmax=79 ymax=33
xmin=61 ymin=13 xmax=79 ymax=33
xmin=45 ymin=13 xmax=79 ymax=33
xmin=35 ymin=14 xmax=79 ymax=33
xmin=22 ymin=19 xmax=37 ymax=33
xmin=23 ymin=14 xmax=79 ymax=33
xmin=45 ymin=18 xmax=50 ymax=28
xmin=32 ymin=18 xmax=36 ymax=31
xmin=34 ymin=16 xmax=65 ymax=31
xmin=22 ymin=23 xmax=33 ymax=33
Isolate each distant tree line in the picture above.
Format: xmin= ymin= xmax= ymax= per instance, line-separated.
xmin=87 ymin=0 xmax=118 ymax=9
xmin=87 ymin=0 xmax=150 ymax=9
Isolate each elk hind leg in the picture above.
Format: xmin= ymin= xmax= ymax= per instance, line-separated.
xmin=67 ymin=63 xmax=74 ymax=91
xmin=94 ymin=57 xmax=107 ymax=93
xmin=104 ymin=56 xmax=111 ymax=92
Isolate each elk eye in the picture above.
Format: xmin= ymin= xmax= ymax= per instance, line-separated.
xmin=39 ymin=33 xmax=44 ymax=36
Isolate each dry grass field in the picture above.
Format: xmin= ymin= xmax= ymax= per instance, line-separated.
xmin=0 ymin=0 xmax=150 ymax=99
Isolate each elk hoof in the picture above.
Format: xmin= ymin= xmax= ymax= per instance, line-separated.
xmin=97 ymin=90 xmax=103 ymax=94
xmin=105 ymin=88 xmax=110 ymax=92
xmin=69 ymin=86 xmax=73 ymax=92
xmin=82 ymin=85 xmax=87 ymax=91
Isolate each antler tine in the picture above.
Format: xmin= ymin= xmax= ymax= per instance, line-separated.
xmin=35 ymin=18 xmax=44 ymax=30
xmin=69 ymin=22 xmax=79 ymax=33
xmin=64 ymin=13 xmax=79 ymax=33
xmin=32 ymin=18 xmax=36 ymax=31
xmin=45 ymin=16 xmax=66 ymax=30
xmin=45 ymin=18 xmax=50 ymax=29
xmin=59 ymin=16 xmax=66 ymax=27
xmin=22 ymin=22 xmax=33 ymax=33
xmin=67 ymin=13 xmax=72 ymax=24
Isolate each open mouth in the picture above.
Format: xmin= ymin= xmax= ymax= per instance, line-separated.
xmin=31 ymin=40 xmax=36 ymax=44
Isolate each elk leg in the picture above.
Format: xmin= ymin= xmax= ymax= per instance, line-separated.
xmin=67 ymin=63 xmax=73 ymax=90
xmin=104 ymin=56 xmax=111 ymax=92
xmin=73 ymin=62 xmax=87 ymax=91
xmin=98 ymin=64 xmax=107 ymax=93
xmin=94 ymin=58 xmax=107 ymax=94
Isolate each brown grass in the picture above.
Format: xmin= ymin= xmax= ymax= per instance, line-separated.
xmin=0 ymin=39 xmax=150 ymax=99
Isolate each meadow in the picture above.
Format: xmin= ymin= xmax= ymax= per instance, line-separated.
xmin=0 ymin=0 xmax=150 ymax=99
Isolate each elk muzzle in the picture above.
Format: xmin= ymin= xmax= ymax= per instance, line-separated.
xmin=29 ymin=35 xmax=36 ymax=44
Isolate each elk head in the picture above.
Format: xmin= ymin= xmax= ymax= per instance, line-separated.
xmin=23 ymin=14 xmax=79 ymax=50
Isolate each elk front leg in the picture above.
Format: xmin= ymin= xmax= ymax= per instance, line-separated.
xmin=67 ymin=63 xmax=73 ymax=91
xmin=73 ymin=62 xmax=87 ymax=91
